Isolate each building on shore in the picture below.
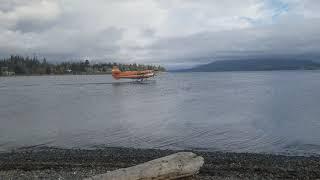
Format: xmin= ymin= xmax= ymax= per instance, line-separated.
xmin=0 ymin=67 xmax=15 ymax=76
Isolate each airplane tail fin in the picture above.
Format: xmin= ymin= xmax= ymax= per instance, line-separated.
xmin=112 ymin=66 xmax=121 ymax=72
xmin=112 ymin=66 xmax=121 ymax=79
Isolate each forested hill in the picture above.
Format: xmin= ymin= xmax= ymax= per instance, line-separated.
xmin=177 ymin=59 xmax=320 ymax=72
xmin=0 ymin=55 xmax=165 ymax=76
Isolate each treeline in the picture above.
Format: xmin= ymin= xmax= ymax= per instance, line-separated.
xmin=0 ymin=55 xmax=166 ymax=75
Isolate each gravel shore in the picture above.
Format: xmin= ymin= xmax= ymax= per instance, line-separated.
xmin=0 ymin=147 xmax=320 ymax=179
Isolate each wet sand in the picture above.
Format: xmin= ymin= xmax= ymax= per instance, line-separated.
xmin=0 ymin=147 xmax=320 ymax=179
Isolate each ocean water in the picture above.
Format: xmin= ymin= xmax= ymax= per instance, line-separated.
xmin=1 ymin=71 xmax=320 ymax=155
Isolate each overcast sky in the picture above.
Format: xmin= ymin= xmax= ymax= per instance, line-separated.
xmin=0 ymin=0 xmax=319 ymax=67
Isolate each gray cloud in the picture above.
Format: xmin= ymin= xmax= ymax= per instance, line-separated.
xmin=0 ymin=0 xmax=319 ymax=67
xmin=147 ymin=17 xmax=320 ymax=64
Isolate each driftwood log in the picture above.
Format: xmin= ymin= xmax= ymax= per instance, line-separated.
xmin=84 ymin=152 xmax=204 ymax=180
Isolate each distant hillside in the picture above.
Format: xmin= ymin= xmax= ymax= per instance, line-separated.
xmin=177 ymin=59 xmax=320 ymax=72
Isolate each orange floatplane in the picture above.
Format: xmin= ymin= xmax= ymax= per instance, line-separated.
xmin=112 ymin=66 xmax=155 ymax=80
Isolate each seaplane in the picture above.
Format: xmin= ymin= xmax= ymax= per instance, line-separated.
xmin=111 ymin=66 xmax=155 ymax=81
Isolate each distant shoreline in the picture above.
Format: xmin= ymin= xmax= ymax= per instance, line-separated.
xmin=0 ymin=71 xmax=167 ymax=77
xmin=1 ymin=69 xmax=320 ymax=77
xmin=0 ymin=146 xmax=320 ymax=179
xmin=1 ymin=55 xmax=166 ymax=77
xmin=0 ymin=73 xmax=112 ymax=77
xmin=173 ymin=59 xmax=320 ymax=73
xmin=170 ymin=68 xmax=320 ymax=73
